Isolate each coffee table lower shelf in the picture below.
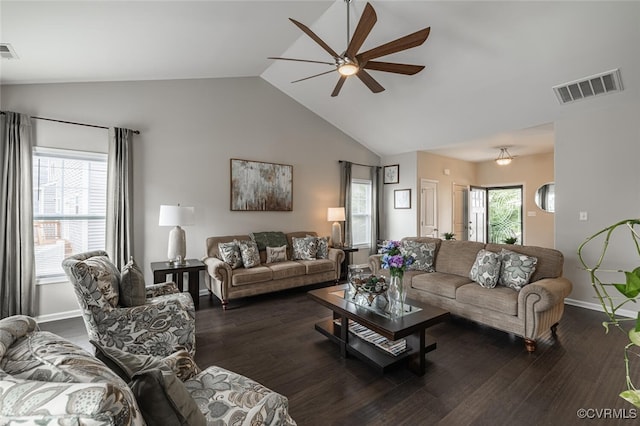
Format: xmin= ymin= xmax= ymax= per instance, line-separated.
xmin=314 ymin=318 xmax=437 ymax=374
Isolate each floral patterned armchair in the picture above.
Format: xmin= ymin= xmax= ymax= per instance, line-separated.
xmin=62 ymin=250 xmax=195 ymax=357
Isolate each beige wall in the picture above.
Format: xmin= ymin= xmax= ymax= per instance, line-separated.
xmin=476 ymin=152 xmax=555 ymax=248
xmin=1 ymin=77 xmax=380 ymax=320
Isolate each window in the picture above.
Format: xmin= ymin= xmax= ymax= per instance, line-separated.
xmin=350 ymin=179 xmax=372 ymax=247
xmin=32 ymin=147 xmax=107 ymax=281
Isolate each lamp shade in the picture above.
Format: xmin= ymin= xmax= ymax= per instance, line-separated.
xmin=327 ymin=207 xmax=346 ymax=222
xmin=159 ymin=205 xmax=195 ymax=227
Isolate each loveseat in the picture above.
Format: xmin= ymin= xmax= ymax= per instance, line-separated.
xmin=369 ymin=237 xmax=573 ymax=352
xmin=204 ymin=231 xmax=344 ymax=309
xmin=0 ymin=315 xmax=296 ymax=425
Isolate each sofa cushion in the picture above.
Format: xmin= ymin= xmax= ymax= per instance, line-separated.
xmin=250 ymin=231 xmax=288 ymax=251
xmin=238 ymin=240 xmax=261 ymax=268
xmin=403 ymin=240 xmax=436 ymax=272
xmin=498 ymin=249 xmax=538 ymax=291
xmin=469 ymin=249 xmax=502 ymax=288
xmin=231 ymin=266 xmax=273 ymax=286
xmin=411 ymin=272 xmax=473 ymax=299
xmin=486 ymin=243 xmax=562 ymax=282
xmin=218 ymin=241 xmax=243 ymax=269
xmin=292 ymin=236 xmax=318 ymax=260
xmin=267 ymin=261 xmax=306 ymax=280
xmin=120 ymin=257 xmax=146 ymax=307
xmin=84 ymin=255 xmax=121 ymax=307
xmin=313 ymin=236 xmax=330 ymax=259
xmin=456 ymin=283 xmax=519 ymax=316
xmin=297 ymin=259 xmax=335 ymax=275
xmin=266 ymin=245 xmax=288 ymax=263
xmin=434 ymin=240 xmax=485 ymax=278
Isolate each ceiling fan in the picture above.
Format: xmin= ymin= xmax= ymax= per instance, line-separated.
xmin=268 ymin=0 xmax=431 ymax=97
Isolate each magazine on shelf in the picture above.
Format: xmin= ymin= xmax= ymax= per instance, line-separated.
xmin=333 ymin=319 xmax=407 ymax=356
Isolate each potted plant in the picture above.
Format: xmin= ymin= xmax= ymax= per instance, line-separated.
xmin=503 ymin=236 xmax=518 ymax=245
xmin=577 ymin=218 xmax=640 ymax=407
xmin=442 ymin=232 xmax=455 ymax=240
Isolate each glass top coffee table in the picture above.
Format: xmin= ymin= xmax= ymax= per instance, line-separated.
xmin=308 ymin=284 xmax=450 ymax=375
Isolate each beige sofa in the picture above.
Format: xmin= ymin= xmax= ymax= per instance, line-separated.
xmin=369 ymin=237 xmax=573 ymax=352
xmin=204 ymin=231 xmax=344 ymax=309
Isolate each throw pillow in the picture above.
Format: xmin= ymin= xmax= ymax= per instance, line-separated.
xmin=238 ymin=240 xmax=261 ymax=268
xmin=131 ymin=368 xmax=206 ymax=426
xmin=292 ymin=236 xmax=318 ymax=260
xmin=249 ymin=231 xmax=288 ymax=251
xmin=402 ymin=241 xmax=436 ymax=272
xmin=161 ymin=349 xmax=202 ymax=381
xmin=314 ymin=236 xmax=330 ymax=259
xmin=266 ymin=245 xmax=288 ymax=263
xmin=469 ymin=249 xmax=502 ymax=288
xmin=120 ymin=257 xmax=146 ymax=307
xmin=84 ymin=256 xmax=120 ymax=307
xmin=218 ymin=241 xmax=243 ymax=269
xmin=499 ymin=249 xmax=538 ymax=291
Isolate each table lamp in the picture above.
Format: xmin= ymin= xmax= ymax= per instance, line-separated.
xmin=159 ymin=204 xmax=195 ymax=265
xmin=327 ymin=207 xmax=346 ymax=248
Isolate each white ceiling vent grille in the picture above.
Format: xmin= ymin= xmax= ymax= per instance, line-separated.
xmin=0 ymin=43 xmax=19 ymax=59
xmin=553 ymin=69 xmax=623 ymax=104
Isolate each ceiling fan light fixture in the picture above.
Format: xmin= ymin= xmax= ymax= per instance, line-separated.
xmin=338 ymin=62 xmax=359 ymax=76
xmin=495 ymin=147 xmax=513 ymax=166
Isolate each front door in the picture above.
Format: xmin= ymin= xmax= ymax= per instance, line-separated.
xmin=452 ymin=183 xmax=469 ymax=241
xmin=487 ymin=186 xmax=523 ymax=244
xmin=468 ymin=186 xmax=486 ymax=243
xmin=420 ymin=179 xmax=438 ymax=237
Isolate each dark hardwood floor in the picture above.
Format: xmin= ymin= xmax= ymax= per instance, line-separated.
xmin=41 ymin=285 xmax=639 ymax=425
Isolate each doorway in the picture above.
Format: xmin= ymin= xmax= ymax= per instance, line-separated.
xmin=468 ymin=186 xmax=486 ymax=243
xmin=452 ymin=183 xmax=469 ymax=241
xmin=487 ymin=186 xmax=523 ymax=244
xmin=420 ymin=179 xmax=438 ymax=237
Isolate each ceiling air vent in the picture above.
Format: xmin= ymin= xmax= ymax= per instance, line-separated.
xmin=0 ymin=43 xmax=19 ymax=59
xmin=553 ymin=69 xmax=623 ymax=105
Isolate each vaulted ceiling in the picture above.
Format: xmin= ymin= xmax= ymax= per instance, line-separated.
xmin=1 ymin=1 xmax=638 ymax=160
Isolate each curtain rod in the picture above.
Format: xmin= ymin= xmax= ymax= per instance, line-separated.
xmin=339 ymin=160 xmax=381 ymax=169
xmin=0 ymin=111 xmax=140 ymax=134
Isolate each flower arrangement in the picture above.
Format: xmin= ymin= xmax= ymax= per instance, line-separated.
xmin=380 ymin=240 xmax=415 ymax=277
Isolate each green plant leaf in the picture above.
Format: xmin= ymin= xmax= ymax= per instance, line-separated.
xmin=620 ymin=390 xmax=640 ymax=407
xmin=629 ymin=329 xmax=640 ymax=347
xmin=636 ymin=312 xmax=640 ymax=333
xmin=603 ymin=321 xmax=611 ymax=334
xmin=613 ymin=269 xmax=640 ymax=299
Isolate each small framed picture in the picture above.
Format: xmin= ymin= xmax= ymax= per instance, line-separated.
xmin=394 ymin=189 xmax=411 ymax=209
xmin=383 ymin=164 xmax=399 ymax=184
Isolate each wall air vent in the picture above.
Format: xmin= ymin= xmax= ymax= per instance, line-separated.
xmin=552 ymin=69 xmax=623 ymax=105
xmin=0 ymin=43 xmax=19 ymax=59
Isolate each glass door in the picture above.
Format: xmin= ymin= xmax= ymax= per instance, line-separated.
xmin=487 ymin=186 xmax=523 ymax=244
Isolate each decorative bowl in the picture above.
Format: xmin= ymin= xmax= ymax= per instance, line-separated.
xmin=350 ymin=275 xmax=388 ymax=306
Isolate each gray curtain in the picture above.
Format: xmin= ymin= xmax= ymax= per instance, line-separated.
xmin=339 ymin=161 xmax=352 ymax=247
xmin=106 ymin=127 xmax=133 ymax=270
xmin=0 ymin=112 xmax=35 ymax=318
xmin=370 ymin=166 xmax=381 ymax=255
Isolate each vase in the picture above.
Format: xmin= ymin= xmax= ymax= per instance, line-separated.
xmin=387 ymin=273 xmax=405 ymax=317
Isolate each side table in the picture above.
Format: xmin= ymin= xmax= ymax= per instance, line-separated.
xmin=150 ymin=259 xmax=206 ymax=310
xmin=338 ymin=246 xmax=359 ymax=281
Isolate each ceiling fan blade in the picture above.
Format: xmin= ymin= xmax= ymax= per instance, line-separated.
xmin=331 ymin=76 xmax=347 ymax=97
xmin=346 ymin=2 xmax=377 ymax=59
xmin=357 ymin=27 xmax=431 ymax=63
xmin=291 ymin=69 xmax=337 ymax=84
xmin=289 ymin=18 xmax=339 ymax=58
xmin=364 ymin=61 xmax=425 ymax=75
xmin=268 ymin=57 xmax=335 ymax=66
xmin=357 ymin=69 xmax=385 ymax=94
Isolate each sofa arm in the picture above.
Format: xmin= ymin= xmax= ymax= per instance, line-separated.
xmin=202 ymin=256 xmax=233 ymax=305
xmin=369 ymin=254 xmax=383 ymax=274
xmin=518 ymin=277 xmax=573 ymax=313
xmin=328 ymin=248 xmax=345 ymax=281
xmin=145 ymin=282 xmax=179 ymax=298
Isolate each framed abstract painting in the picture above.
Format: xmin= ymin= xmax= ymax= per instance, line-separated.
xmin=230 ymin=159 xmax=293 ymax=211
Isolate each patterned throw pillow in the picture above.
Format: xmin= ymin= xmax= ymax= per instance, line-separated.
xmin=266 ymin=245 xmax=287 ymax=263
xmin=120 ymin=257 xmax=146 ymax=307
xmin=403 ymin=241 xmax=436 ymax=272
xmin=218 ymin=241 xmax=243 ymax=269
xmin=238 ymin=240 xmax=261 ymax=268
xmin=315 ymin=236 xmax=330 ymax=259
xmin=469 ymin=249 xmax=502 ymax=288
xmin=84 ymin=256 xmax=120 ymax=307
xmin=499 ymin=249 xmax=538 ymax=291
xmin=292 ymin=237 xmax=318 ymax=260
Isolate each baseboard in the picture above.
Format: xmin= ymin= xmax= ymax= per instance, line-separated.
xmin=565 ymin=298 xmax=638 ymax=319
xmin=36 ymin=309 xmax=82 ymax=323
